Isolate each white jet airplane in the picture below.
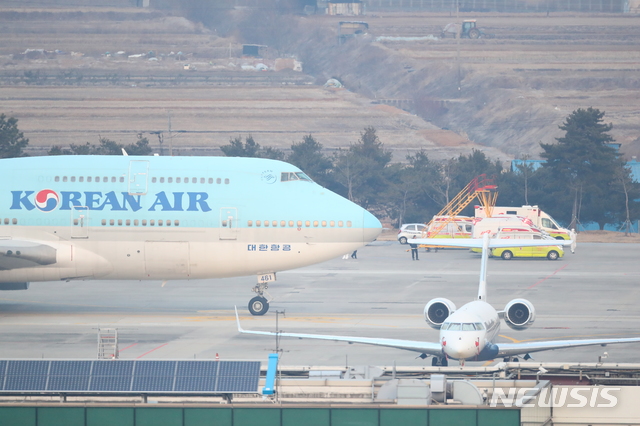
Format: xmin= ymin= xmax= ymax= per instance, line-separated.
xmin=237 ymin=234 xmax=640 ymax=365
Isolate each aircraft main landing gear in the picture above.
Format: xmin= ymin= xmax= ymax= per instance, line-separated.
xmin=431 ymin=356 xmax=448 ymax=367
xmin=248 ymin=282 xmax=271 ymax=316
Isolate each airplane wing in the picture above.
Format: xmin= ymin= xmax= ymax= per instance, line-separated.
xmin=235 ymin=308 xmax=443 ymax=356
xmin=497 ymin=337 xmax=640 ymax=357
xmin=411 ymin=238 xmax=572 ymax=249
xmin=0 ymin=240 xmax=57 ymax=270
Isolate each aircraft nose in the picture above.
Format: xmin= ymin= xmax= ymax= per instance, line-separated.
xmin=443 ymin=335 xmax=478 ymax=360
xmin=362 ymin=209 xmax=382 ymax=243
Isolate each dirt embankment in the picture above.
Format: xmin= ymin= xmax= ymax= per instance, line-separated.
xmin=298 ymin=14 xmax=640 ymax=160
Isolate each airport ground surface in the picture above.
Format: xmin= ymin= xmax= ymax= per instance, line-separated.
xmin=0 ymin=241 xmax=639 ymax=367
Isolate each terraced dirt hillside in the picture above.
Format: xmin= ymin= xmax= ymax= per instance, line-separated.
xmin=0 ymin=7 xmax=638 ymax=162
xmin=309 ymin=13 xmax=640 ymax=159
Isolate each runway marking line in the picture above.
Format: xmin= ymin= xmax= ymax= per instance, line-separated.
xmin=231 ymin=315 xmax=406 ymax=328
xmin=119 ymin=343 xmax=138 ymax=352
xmin=527 ymin=263 xmax=569 ymax=289
xmin=499 ymin=335 xmax=521 ymax=343
xmin=136 ymin=343 xmax=168 ymax=359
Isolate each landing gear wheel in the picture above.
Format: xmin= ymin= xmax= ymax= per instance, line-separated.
xmin=248 ymin=296 xmax=269 ymax=316
xmin=431 ymin=356 xmax=448 ymax=366
xmin=249 ymin=280 xmax=272 ymax=316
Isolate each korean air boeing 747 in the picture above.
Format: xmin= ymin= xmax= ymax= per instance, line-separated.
xmin=0 ymin=155 xmax=382 ymax=315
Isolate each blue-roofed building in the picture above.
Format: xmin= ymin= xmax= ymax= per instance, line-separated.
xmin=512 ymin=159 xmax=640 ymax=183
xmin=511 ymin=159 xmax=544 ymax=172
xmin=510 ymin=158 xmax=639 ymax=233
xmin=628 ymin=159 xmax=640 ymax=183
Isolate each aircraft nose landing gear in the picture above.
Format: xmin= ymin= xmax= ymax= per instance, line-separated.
xmin=248 ymin=282 xmax=271 ymax=316
xmin=248 ymin=296 xmax=269 ymax=316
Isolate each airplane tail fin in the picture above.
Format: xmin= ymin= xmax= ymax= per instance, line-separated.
xmin=410 ymin=234 xmax=573 ymax=303
xmin=477 ymin=233 xmax=490 ymax=301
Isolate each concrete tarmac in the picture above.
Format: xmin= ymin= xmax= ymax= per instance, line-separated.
xmin=1 ymin=241 xmax=639 ymax=367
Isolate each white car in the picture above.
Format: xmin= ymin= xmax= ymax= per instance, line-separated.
xmin=397 ymin=223 xmax=427 ymax=244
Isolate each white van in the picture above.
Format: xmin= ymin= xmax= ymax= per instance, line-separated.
xmin=471 ymin=216 xmax=542 ymax=239
xmin=426 ymin=215 xmax=473 ymax=239
xmin=475 ymin=205 xmax=570 ymax=240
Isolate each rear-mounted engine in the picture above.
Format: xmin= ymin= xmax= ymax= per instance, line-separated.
xmin=424 ymin=298 xmax=457 ymax=329
xmin=504 ymin=298 xmax=536 ymax=330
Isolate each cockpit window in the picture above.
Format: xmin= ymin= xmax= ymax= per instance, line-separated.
xmin=443 ymin=322 xmax=483 ymax=331
xmin=295 ymin=172 xmax=312 ymax=182
xmin=281 ymin=172 xmax=295 ymax=182
xmin=281 ymin=172 xmax=312 ymax=182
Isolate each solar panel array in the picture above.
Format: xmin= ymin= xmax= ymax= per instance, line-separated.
xmin=0 ymin=360 xmax=260 ymax=393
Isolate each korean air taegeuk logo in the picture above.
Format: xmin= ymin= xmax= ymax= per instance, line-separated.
xmin=34 ymin=189 xmax=60 ymax=212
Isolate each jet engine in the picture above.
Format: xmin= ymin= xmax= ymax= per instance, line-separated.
xmin=504 ymin=299 xmax=536 ymax=330
xmin=424 ymin=298 xmax=456 ymax=329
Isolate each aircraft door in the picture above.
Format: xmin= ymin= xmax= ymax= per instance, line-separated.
xmin=128 ymin=160 xmax=149 ymax=195
xmin=219 ymin=207 xmax=238 ymax=240
xmin=71 ymin=206 xmax=89 ymax=239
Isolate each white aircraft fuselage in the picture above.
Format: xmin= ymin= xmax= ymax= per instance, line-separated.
xmin=0 ymin=155 xmax=382 ymax=314
xmin=439 ymin=301 xmax=501 ymax=361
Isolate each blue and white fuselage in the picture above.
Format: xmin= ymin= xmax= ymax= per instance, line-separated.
xmin=0 ymin=155 xmax=381 ymax=314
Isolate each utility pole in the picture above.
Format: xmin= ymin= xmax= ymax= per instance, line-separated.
xmin=273 ymin=310 xmax=286 ymax=403
xmin=167 ymin=110 xmax=173 ymax=156
xmin=456 ymin=0 xmax=461 ymax=93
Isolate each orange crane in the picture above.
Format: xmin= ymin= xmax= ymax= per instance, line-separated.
xmin=421 ymin=174 xmax=498 ymax=241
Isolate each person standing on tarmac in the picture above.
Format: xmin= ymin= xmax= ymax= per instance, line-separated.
xmin=409 ymin=236 xmax=419 ymax=260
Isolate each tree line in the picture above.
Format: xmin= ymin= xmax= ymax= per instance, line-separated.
xmin=1 ymin=108 xmax=638 ymax=230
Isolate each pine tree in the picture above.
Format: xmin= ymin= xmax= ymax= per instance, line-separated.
xmin=0 ymin=114 xmax=29 ymax=158
xmin=539 ymin=107 xmax=630 ymax=229
xmin=286 ymin=135 xmax=333 ymax=188
xmin=333 ymin=127 xmax=392 ymax=206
